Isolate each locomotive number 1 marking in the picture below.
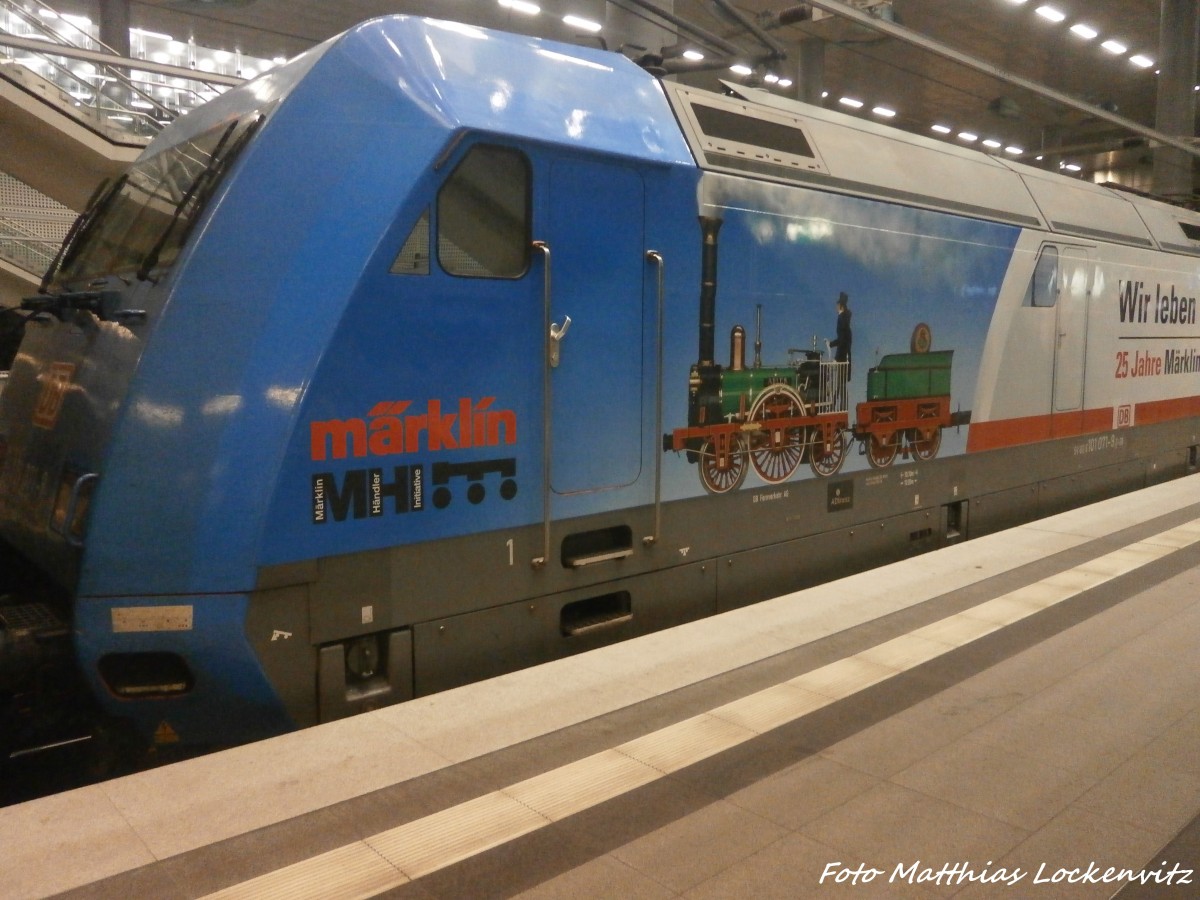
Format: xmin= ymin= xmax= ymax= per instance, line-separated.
xmin=507 ymin=538 xmax=514 ymax=566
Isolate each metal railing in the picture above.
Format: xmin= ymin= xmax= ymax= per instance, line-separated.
xmin=0 ymin=223 xmax=61 ymax=276
xmin=0 ymin=169 xmax=72 ymax=279
xmin=819 ymin=359 xmax=850 ymax=415
xmin=0 ymin=0 xmax=250 ymax=142
xmin=0 ymin=1 xmax=265 ymax=279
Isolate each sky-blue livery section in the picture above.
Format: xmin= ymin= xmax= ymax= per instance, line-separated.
xmin=78 ymin=18 xmax=697 ymax=599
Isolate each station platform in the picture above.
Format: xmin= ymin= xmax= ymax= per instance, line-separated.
xmin=8 ymin=476 xmax=1200 ymax=899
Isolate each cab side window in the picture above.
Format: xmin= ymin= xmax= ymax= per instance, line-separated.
xmin=1024 ymin=246 xmax=1059 ymax=308
xmin=391 ymin=210 xmax=430 ymax=275
xmin=437 ymin=145 xmax=530 ymax=278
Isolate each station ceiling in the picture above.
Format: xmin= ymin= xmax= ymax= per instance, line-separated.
xmin=113 ymin=1 xmax=1189 ymax=186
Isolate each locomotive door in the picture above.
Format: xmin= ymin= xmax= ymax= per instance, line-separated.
xmin=540 ymin=157 xmax=646 ymax=495
xmin=1051 ymin=246 xmax=1093 ymax=435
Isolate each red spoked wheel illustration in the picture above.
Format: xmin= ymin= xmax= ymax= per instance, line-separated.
xmin=748 ymin=384 xmax=807 ymax=484
xmin=698 ymin=432 xmax=748 ymax=494
xmin=808 ymin=421 xmax=849 ymax=477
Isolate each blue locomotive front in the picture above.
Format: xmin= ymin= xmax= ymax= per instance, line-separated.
xmin=0 ymin=18 xmax=701 ymax=749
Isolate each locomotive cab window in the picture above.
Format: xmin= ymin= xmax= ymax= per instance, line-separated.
xmin=437 ymin=145 xmax=530 ymax=278
xmin=1024 ymin=246 xmax=1059 ymax=308
xmin=51 ymin=113 xmax=263 ymax=287
xmin=391 ymin=209 xmax=430 ymax=275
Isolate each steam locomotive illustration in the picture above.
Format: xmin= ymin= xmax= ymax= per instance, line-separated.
xmin=1 ymin=15 xmax=1199 ymax=762
xmin=668 ymin=218 xmax=957 ymax=492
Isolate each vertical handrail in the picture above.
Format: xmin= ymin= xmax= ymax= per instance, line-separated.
xmin=644 ymin=250 xmax=664 ymax=548
xmin=531 ymin=240 xmax=551 ymax=568
xmin=54 ymin=472 xmax=98 ymax=547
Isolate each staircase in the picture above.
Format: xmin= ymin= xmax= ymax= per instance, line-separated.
xmin=0 ymin=0 xmax=251 ymax=302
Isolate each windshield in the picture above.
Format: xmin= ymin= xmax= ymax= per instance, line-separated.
xmin=50 ymin=113 xmax=262 ymax=287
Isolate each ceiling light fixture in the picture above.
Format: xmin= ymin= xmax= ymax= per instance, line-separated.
xmin=1101 ymin=39 xmax=1127 ymax=54
xmin=498 ymin=0 xmax=541 ymax=16
xmin=931 ymin=124 xmax=952 ymax=134
xmin=682 ymin=49 xmax=704 ymax=61
xmin=958 ymin=131 xmax=978 ymax=142
xmin=1069 ymin=23 xmax=1098 ymax=39
xmin=729 ymin=64 xmax=752 ymax=76
xmin=1004 ymin=146 xmax=1023 ymax=154
xmin=1130 ymin=54 xmax=1154 ymax=68
xmin=872 ymin=106 xmax=896 ymax=117
xmin=1034 ymin=6 xmax=1065 ymax=23
xmin=562 ymin=14 xmax=601 ymax=32
xmin=839 ymin=97 xmax=864 ymax=109
xmin=982 ymin=139 xmax=1002 ymax=148
xmin=131 ymin=28 xmax=174 ymax=41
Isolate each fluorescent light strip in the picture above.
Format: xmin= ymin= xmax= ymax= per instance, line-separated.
xmin=1102 ymin=39 xmax=1127 ymax=54
xmin=498 ymin=0 xmax=540 ymax=15
xmin=1130 ymin=54 xmax=1154 ymax=68
xmin=839 ymin=97 xmax=864 ymax=109
xmin=1035 ymin=5 xmax=1065 ymax=22
xmin=131 ymin=28 xmax=173 ymax=41
xmin=1070 ymin=23 xmax=1098 ymax=40
xmin=872 ymin=106 xmax=896 ymax=118
xmin=562 ymin=15 xmax=601 ymax=32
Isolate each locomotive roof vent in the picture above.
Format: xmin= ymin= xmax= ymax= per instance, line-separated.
xmin=680 ymin=93 xmax=829 ymax=180
xmin=663 ymin=81 xmax=1047 ymax=231
xmin=1125 ymin=196 xmax=1200 ymax=256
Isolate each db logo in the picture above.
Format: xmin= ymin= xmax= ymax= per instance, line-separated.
xmin=32 ymin=362 xmax=76 ymax=429
xmin=1114 ymin=404 xmax=1133 ymax=429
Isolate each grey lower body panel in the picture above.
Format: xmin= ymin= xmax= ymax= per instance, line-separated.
xmin=247 ymin=420 xmax=1199 ymax=728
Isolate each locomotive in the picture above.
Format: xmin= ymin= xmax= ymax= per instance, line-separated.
xmin=1 ymin=15 xmax=1199 ymax=760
